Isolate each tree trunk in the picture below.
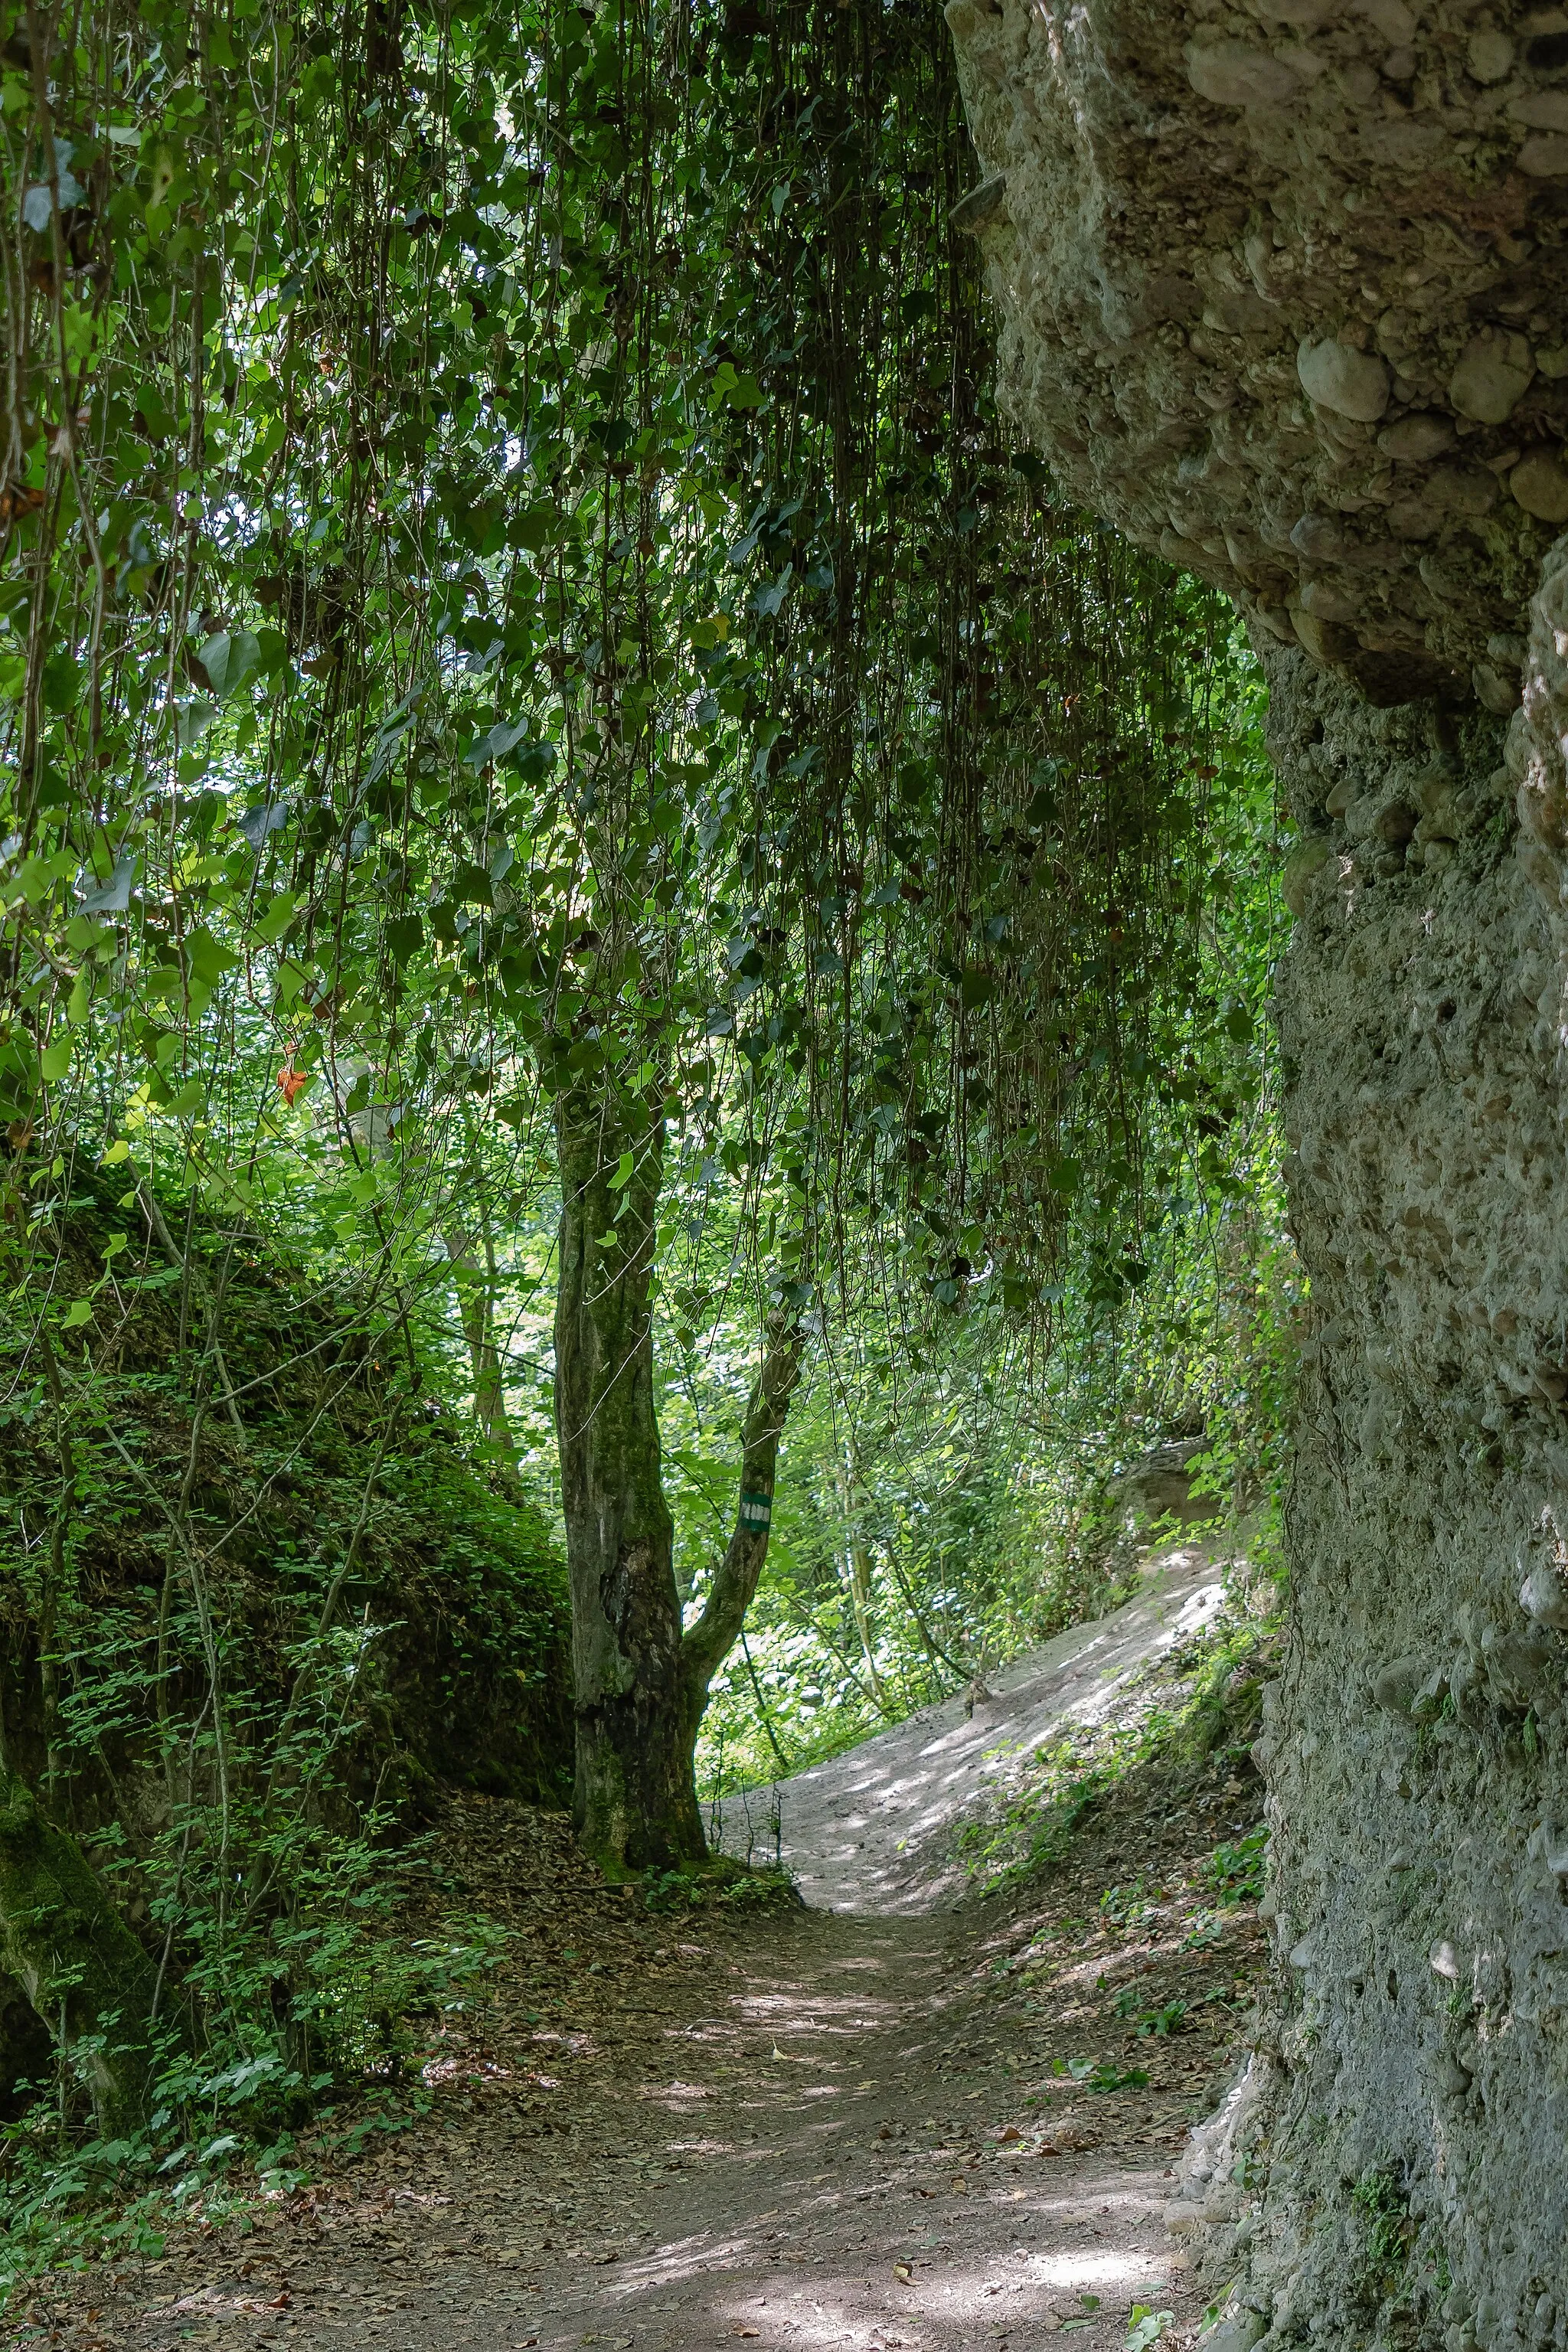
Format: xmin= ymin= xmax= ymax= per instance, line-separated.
xmin=444 ymin=1222 xmax=520 ymax=1484
xmin=0 ymin=1767 xmax=167 ymax=2137
xmin=553 ymin=1082 xmax=704 ymax=1868
xmin=679 ymin=1306 xmax=805 ymax=1755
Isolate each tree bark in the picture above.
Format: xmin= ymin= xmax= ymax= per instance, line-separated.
xmin=679 ymin=1305 xmax=805 ymax=1755
xmin=835 ymin=1449 xmax=888 ymax=1708
xmin=444 ymin=1220 xmax=520 ymax=1485
xmin=553 ymin=1081 xmax=704 ymax=1868
xmin=0 ymin=1767 xmax=167 ymax=2137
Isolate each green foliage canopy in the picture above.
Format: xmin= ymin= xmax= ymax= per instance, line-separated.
xmin=1 ymin=0 xmax=1271 ymax=1344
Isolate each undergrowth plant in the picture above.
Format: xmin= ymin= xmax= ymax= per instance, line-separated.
xmin=952 ymin=1609 xmax=1277 ymax=1895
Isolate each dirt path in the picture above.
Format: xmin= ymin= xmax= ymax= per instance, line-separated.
xmin=24 ymin=1573 xmax=1266 ymax=2352
xmin=717 ymin=1548 xmax=1227 ymax=1910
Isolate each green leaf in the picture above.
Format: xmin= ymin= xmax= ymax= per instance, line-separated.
xmin=185 ymin=925 xmax=240 ymax=988
xmin=61 ymin=1299 xmax=94 ymax=1329
xmin=198 ymin=630 xmax=262 ymax=699
xmin=465 ymin=719 xmax=531 ymax=769
xmin=386 ymin=913 xmax=424 ymax=965
xmin=41 ymin=1037 xmax=72 ymax=1083
xmin=608 ymin=1150 xmax=635 ymax=1191
xmin=252 ymin=893 xmax=297 ymax=947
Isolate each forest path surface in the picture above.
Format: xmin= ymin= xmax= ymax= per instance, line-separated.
xmin=27 ymin=1555 xmax=1264 ymax=2352
xmin=716 ymin=1547 xmax=1226 ymax=1909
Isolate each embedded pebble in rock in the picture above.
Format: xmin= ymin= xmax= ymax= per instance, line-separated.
xmin=1449 ymin=331 xmax=1536 ymax=426
xmin=1379 ymin=413 xmax=1457 ymax=463
xmin=947 ymin=0 xmax=1568 ymax=700
xmin=1298 ymin=338 xmax=1390 ymax=423
xmin=1519 ymin=131 xmax=1568 ymax=176
xmin=1521 ymin=1560 xmax=1568 ymax=1631
xmin=945 ymin=0 xmax=1568 ymax=2341
xmin=1184 ymin=40 xmax=1303 ymax=109
xmin=1511 ymin=449 xmax=1568 ymax=524
xmin=1468 ymin=28 xmax=1517 ymax=83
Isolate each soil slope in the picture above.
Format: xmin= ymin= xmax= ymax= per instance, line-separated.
xmin=717 ymin=1547 xmax=1227 ymax=1909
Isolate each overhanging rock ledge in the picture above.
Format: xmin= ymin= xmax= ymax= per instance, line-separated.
xmin=948 ymin=5 xmax=1568 ymax=2347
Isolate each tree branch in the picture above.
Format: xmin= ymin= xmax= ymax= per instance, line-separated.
xmin=681 ymin=1307 xmax=805 ymax=1697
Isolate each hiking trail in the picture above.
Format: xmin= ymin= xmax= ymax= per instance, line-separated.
xmin=24 ymin=1548 xmax=1266 ymax=2352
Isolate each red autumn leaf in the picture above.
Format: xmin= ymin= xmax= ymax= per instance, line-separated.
xmin=277 ymin=1064 xmax=308 ymax=1106
xmin=264 ymin=2292 xmax=292 ymax=2309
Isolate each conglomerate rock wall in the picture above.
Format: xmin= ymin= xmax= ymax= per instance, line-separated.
xmin=945 ymin=3 xmax=1568 ymax=2344
xmin=949 ymin=0 xmax=1568 ymax=708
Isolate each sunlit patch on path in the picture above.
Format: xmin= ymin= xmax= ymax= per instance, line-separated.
xmin=25 ymin=1573 xmax=1266 ymax=2352
xmin=715 ymin=1550 xmax=1228 ymax=1911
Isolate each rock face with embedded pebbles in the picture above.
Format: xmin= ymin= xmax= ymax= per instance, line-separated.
xmin=946 ymin=2 xmax=1568 ymax=2345
xmin=946 ymin=0 xmax=1568 ymax=711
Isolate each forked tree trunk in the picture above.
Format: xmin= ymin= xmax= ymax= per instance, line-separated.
xmin=553 ymin=1082 xmax=704 ymax=1868
xmin=0 ymin=1766 xmax=168 ymax=2136
xmin=678 ymin=1306 xmax=805 ymax=1755
xmin=554 ymin=1082 xmax=806 ymax=1867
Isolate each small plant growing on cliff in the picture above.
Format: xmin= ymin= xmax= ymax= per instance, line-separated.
xmin=1352 ymin=2167 xmax=1414 ymax=2293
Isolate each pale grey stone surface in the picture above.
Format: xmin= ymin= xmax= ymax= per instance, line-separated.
xmin=946 ymin=0 xmax=1568 ymax=709
xmin=945 ymin=1 xmax=1568 ymax=2339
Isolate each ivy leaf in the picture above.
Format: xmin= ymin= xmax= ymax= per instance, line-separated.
xmin=753 ymin=565 xmax=792 ymax=619
xmin=385 ymin=913 xmax=424 ymax=965
xmin=185 ymin=926 xmax=240 ymax=988
xmin=198 ymin=630 xmax=261 ymax=699
xmin=21 ymin=186 xmax=58 ymax=231
xmin=252 ymin=892 xmax=297 ymax=946
xmin=464 ymin=717 xmax=531 ymax=769
xmin=78 ymin=857 xmax=137 ymax=915
xmin=236 ymin=798 xmax=290 ymax=850
xmin=364 ymin=696 xmax=420 ymax=784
